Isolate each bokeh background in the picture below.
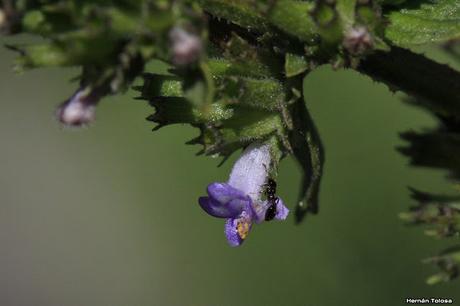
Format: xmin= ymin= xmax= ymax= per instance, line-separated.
xmin=1 ymin=34 xmax=459 ymax=306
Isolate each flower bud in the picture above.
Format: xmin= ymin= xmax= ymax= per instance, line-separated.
xmin=56 ymin=88 xmax=98 ymax=126
xmin=169 ymin=27 xmax=203 ymax=66
xmin=343 ymin=26 xmax=373 ymax=55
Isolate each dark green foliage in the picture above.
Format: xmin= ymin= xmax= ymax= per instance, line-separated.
xmin=399 ymin=188 xmax=460 ymax=284
xmin=2 ymin=0 xmax=460 ymax=283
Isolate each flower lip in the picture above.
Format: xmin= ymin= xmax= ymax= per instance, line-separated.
xmin=225 ymin=211 xmax=252 ymax=247
xmin=198 ymin=183 xmax=252 ymax=219
xmin=225 ymin=218 xmax=243 ymax=247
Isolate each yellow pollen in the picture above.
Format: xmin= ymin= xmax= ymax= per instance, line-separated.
xmin=237 ymin=221 xmax=250 ymax=240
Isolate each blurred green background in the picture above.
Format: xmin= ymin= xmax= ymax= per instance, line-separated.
xmin=1 ymin=35 xmax=459 ymax=306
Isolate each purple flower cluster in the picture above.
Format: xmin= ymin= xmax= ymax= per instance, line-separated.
xmin=199 ymin=143 xmax=289 ymax=246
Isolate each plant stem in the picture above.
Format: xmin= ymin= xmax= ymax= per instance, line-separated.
xmin=358 ymin=46 xmax=460 ymax=118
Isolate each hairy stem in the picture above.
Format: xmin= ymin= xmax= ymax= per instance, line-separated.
xmin=358 ymin=46 xmax=460 ymax=118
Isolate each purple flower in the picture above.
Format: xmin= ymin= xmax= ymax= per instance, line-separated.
xmin=198 ymin=143 xmax=289 ymax=247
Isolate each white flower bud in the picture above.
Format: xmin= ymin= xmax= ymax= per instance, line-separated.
xmin=56 ymin=89 xmax=97 ymax=126
xmin=343 ymin=26 xmax=373 ymax=55
xmin=169 ymin=27 xmax=203 ymax=66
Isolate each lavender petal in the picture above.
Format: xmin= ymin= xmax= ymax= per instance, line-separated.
xmin=275 ymin=198 xmax=289 ymax=220
xmin=207 ymin=182 xmax=247 ymax=204
xmin=225 ymin=218 xmax=243 ymax=247
xmin=198 ymin=193 xmax=251 ymax=219
xmin=228 ymin=143 xmax=271 ymax=201
xmin=252 ymin=197 xmax=289 ymax=223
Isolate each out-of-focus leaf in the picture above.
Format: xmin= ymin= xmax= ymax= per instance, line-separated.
xmin=424 ymin=245 xmax=460 ymax=284
xmin=196 ymin=0 xmax=270 ymax=32
xmin=398 ymin=131 xmax=460 ymax=179
xmin=386 ymin=0 xmax=460 ymax=46
xmin=358 ymin=47 xmax=460 ymax=118
xmin=267 ymin=0 xmax=318 ymax=44
xmin=380 ymin=0 xmax=407 ymax=5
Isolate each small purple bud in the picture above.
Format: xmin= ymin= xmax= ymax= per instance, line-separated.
xmin=169 ymin=27 xmax=203 ymax=66
xmin=56 ymin=88 xmax=99 ymax=127
xmin=343 ymin=26 xmax=373 ymax=55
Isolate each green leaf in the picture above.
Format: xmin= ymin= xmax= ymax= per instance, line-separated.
xmin=184 ymin=78 xmax=207 ymax=107
xmin=137 ymin=74 xmax=183 ymax=99
xmin=147 ymin=97 xmax=200 ymax=129
xmin=216 ymin=77 xmax=285 ymax=111
xmin=398 ymin=131 xmax=460 ymax=179
xmin=424 ymin=245 xmax=460 ymax=284
xmin=196 ymin=0 xmax=270 ymax=32
xmin=426 ymin=273 xmax=447 ymax=285
xmin=386 ymin=0 xmax=460 ymax=46
xmin=285 ymin=53 xmax=309 ymax=77
xmin=267 ymin=0 xmax=318 ymax=44
xmin=289 ymin=98 xmax=325 ymax=222
xmin=140 ymin=57 xmax=289 ymax=159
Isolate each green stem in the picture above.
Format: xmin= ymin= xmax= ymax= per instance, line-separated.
xmin=358 ymin=46 xmax=460 ymax=118
xmin=288 ymin=95 xmax=325 ymax=223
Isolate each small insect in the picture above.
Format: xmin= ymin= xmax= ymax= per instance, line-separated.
xmin=264 ymin=178 xmax=279 ymax=221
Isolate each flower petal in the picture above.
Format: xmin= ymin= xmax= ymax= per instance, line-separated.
xmin=198 ymin=193 xmax=251 ymax=219
xmin=224 ymin=214 xmax=252 ymax=247
xmin=274 ymin=198 xmax=289 ymax=220
xmin=252 ymin=200 xmax=269 ymax=223
xmin=225 ymin=218 xmax=243 ymax=247
xmin=228 ymin=143 xmax=271 ymax=201
xmin=252 ymin=197 xmax=289 ymax=223
xmin=207 ymin=182 xmax=246 ymax=203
